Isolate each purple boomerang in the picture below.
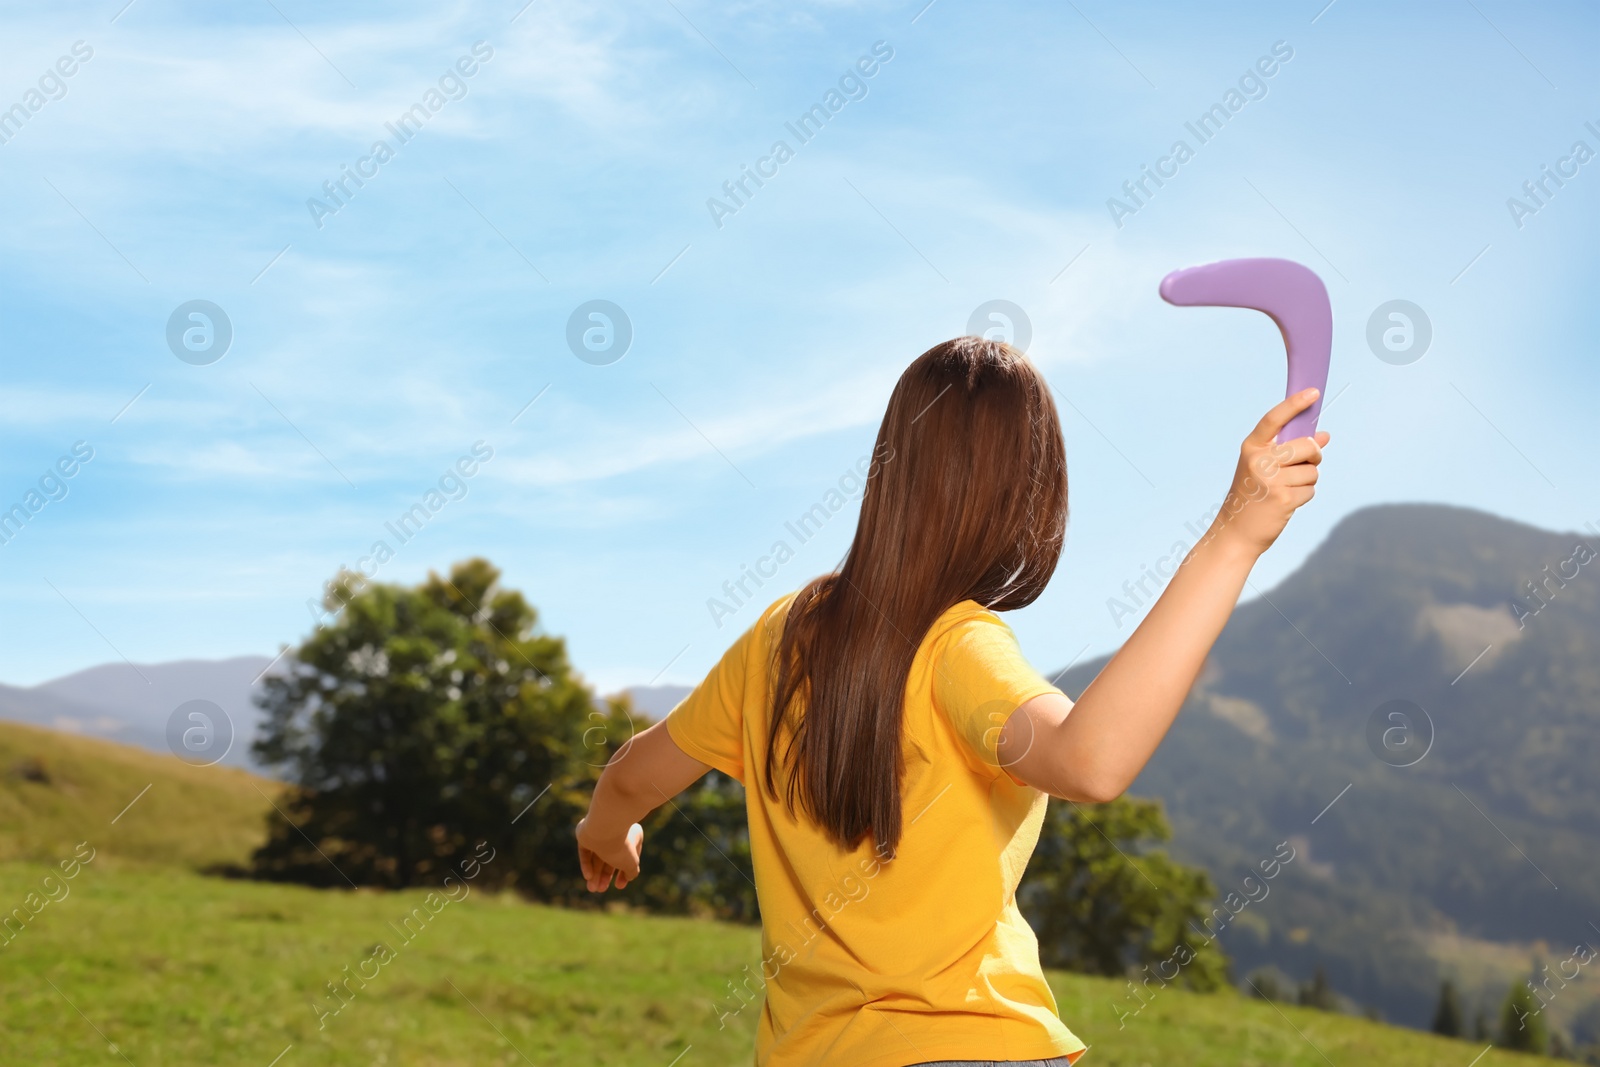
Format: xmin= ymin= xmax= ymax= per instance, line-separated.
xmin=1159 ymin=257 xmax=1332 ymax=443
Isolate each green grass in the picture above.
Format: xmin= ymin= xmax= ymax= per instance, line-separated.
xmin=0 ymin=864 xmax=1567 ymax=1067
xmin=0 ymin=723 xmax=1570 ymax=1065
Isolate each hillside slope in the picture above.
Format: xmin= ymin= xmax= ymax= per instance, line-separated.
xmin=1055 ymin=502 xmax=1600 ymax=1031
xmin=0 ymin=720 xmax=270 ymax=870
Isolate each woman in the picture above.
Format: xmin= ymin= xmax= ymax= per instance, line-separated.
xmin=577 ymin=337 xmax=1329 ymax=1066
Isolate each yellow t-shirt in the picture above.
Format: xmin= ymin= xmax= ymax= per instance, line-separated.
xmin=666 ymin=593 xmax=1089 ymax=1067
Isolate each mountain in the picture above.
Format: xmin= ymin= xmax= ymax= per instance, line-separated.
xmin=622 ymin=685 xmax=692 ymax=720
xmin=1051 ymin=502 xmax=1600 ymax=1034
xmin=1 ymin=662 xmax=694 ymax=779
xmin=0 ymin=655 xmax=275 ymax=772
xmin=0 ymin=661 xmax=695 ymax=775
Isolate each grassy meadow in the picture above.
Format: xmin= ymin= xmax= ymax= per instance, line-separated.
xmin=0 ymin=722 xmax=1568 ymax=1066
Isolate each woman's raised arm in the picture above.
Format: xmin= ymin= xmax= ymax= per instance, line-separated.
xmin=1001 ymin=388 xmax=1330 ymax=802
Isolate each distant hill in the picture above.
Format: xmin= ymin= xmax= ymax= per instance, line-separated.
xmin=0 ymin=720 xmax=270 ymax=870
xmin=0 ymin=682 xmax=120 ymax=742
xmin=1 ymin=660 xmax=682 ymax=774
xmin=1052 ymin=502 xmax=1600 ymax=1035
xmin=621 ymin=684 xmax=692 ymax=720
xmin=0 ymin=655 xmax=275 ymax=772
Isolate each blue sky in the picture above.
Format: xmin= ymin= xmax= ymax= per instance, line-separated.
xmin=0 ymin=0 xmax=1595 ymax=695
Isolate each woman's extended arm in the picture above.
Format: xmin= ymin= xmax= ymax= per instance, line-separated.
xmin=576 ymin=720 xmax=709 ymax=891
xmin=1001 ymin=388 xmax=1330 ymax=803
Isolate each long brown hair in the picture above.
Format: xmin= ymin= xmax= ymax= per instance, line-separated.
xmin=763 ymin=337 xmax=1068 ymax=857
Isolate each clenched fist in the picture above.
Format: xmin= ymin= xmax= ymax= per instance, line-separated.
xmin=1209 ymin=387 xmax=1331 ymax=556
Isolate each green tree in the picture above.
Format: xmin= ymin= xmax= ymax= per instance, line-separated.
xmin=1246 ymin=966 xmax=1290 ymax=1001
xmin=1498 ymin=979 xmax=1549 ymax=1054
xmin=1298 ymin=966 xmax=1340 ymax=1011
xmin=250 ymin=559 xmax=758 ymax=916
xmin=631 ymin=769 xmax=758 ymax=922
xmin=251 ymin=560 xmax=610 ymax=894
xmin=1431 ymin=978 xmax=1464 ymax=1037
xmin=1020 ymin=796 xmax=1230 ymax=992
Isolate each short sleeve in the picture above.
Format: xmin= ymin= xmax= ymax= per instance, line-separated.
xmin=932 ymin=611 xmax=1065 ymax=778
xmin=664 ymin=617 xmax=760 ymax=783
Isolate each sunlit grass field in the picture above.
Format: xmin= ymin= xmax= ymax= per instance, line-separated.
xmin=0 ymin=722 xmax=1565 ymax=1066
